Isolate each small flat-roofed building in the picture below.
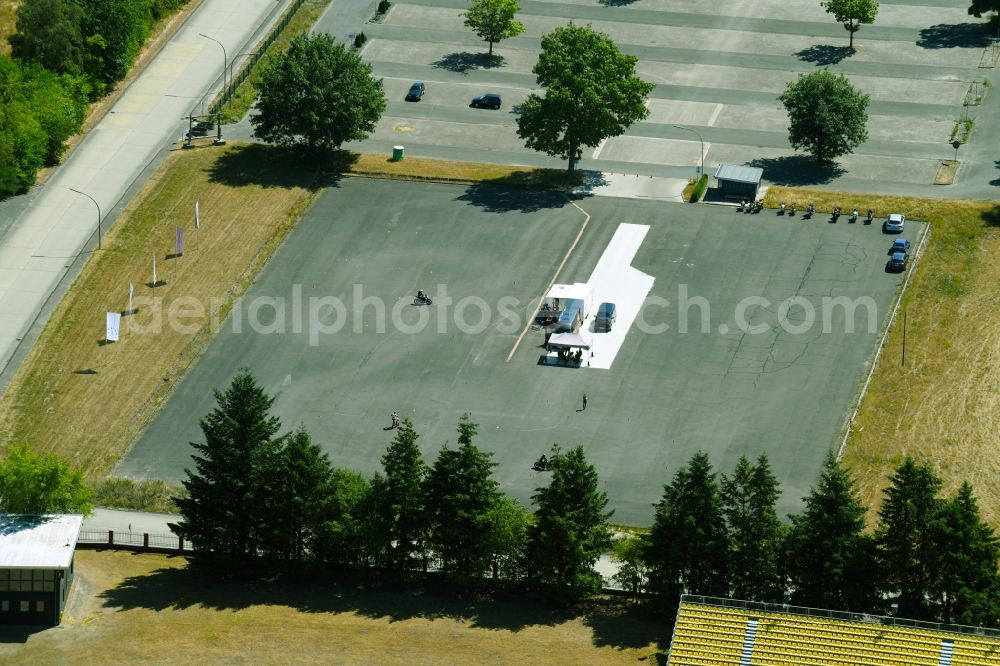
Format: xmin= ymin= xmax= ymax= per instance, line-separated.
xmin=0 ymin=514 xmax=83 ymax=625
xmin=714 ymin=164 xmax=764 ymax=201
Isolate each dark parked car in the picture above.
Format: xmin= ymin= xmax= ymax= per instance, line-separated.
xmin=887 ymin=251 xmax=908 ymax=272
xmin=406 ymin=81 xmax=425 ymax=101
xmin=888 ymin=238 xmax=910 ymax=255
xmin=595 ymin=302 xmax=616 ymax=332
xmin=470 ymin=93 xmax=502 ymax=109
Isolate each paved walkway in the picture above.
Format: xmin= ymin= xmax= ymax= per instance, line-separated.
xmin=0 ymin=0 xmax=291 ymax=383
xmin=82 ymin=506 xmax=627 ymax=587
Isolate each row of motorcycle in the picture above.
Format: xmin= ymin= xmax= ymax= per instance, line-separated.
xmin=737 ymin=200 xmax=875 ymax=224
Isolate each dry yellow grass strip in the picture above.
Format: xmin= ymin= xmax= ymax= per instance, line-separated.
xmin=0 ymin=550 xmax=663 ymax=665
xmin=0 ymin=1 xmax=18 ymax=56
xmin=767 ymin=186 xmax=1000 ymax=527
xmin=0 ymin=143 xmax=321 ymax=476
xmin=349 ymin=152 xmax=578 ymax=188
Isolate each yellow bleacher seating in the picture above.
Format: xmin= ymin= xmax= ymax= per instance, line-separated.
xmin=668 ymin=600 xmax=1000 ymax=666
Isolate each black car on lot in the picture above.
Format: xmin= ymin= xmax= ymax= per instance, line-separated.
xmin=406 ymin=81 xmax=425 ymax=101
xmin=886 ymin=251 xmax=908 ymax=272
xmin=470 ymin=93 xmax=502 ymax=109
xmin=595 ymin=302 xmax=616 ymax=332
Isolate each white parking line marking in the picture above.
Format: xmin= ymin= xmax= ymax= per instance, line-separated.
xmin=707 ymin=103 xmax=723 ymax=127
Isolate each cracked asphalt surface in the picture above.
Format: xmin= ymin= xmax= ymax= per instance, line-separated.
xmin=120 ymin=179 xmax=921 ymax=525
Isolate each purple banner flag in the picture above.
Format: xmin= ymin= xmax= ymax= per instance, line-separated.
xmin=176 ymin=226 xmax=185 ymax=256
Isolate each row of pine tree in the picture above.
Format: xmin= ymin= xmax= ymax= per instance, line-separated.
xmin=172 ymin=370 xmax=1000 ymax=626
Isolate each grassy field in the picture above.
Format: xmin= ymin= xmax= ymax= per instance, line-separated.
xmin=0 ymin=143 xmax=323 ymax=476
xmin=0 ymin=144 xmax=575 ymax=485
xmin=764 ymin=187 xmax=1000 ymax=527
xmin=0 ymin=551 xmax=665 ymax=665
xmin=0 ymin=1 xmax=17 ymax=55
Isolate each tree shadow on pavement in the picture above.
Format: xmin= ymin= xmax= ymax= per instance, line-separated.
xmin=990 ymin=160 xmax=1000 ymax=188
xmin=917 ymin=23 xmax=993 ymax=49
xmin=97 ymin=564 xmax=666 ymax=643
xmin=432 ymin=52 xmax=506 ymax=75
xmin=456 ymin=182 xmax=574 ymax=213
xmin=599 ymin=0 xmax=639 ymax=6
xmin=746 ymin=156 xmax=845 ymax=186
xmin=794 ymin=45 xmax=854 ymax=66
xmin=206 ymin=144 xmax=352 ymax=190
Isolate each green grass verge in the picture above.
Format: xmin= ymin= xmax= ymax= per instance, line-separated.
xmin=94 ymin=477 xmax=187 ymax=513
xmin=219 ymin=0 xmax=333 ymax=123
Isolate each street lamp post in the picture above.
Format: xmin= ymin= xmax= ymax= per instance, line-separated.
xmin=673 ymin=125 xmax=705 ymax=177
xmin=69 ymin=188 xmax=102 ymax=250
xmin=199 ymin=33 xmax=228 ymax=98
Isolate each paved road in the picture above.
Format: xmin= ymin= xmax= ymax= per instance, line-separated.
xmin=83 ymin=507 xmax=176 ymax=535
xmin=0 ymin=0 xmax=292 ymax=388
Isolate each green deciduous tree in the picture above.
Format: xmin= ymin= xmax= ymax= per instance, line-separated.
xmin=81 ymin=0 xmax=153 ymax=83
xmin=779 ymin=68 xmax=869 ymax=163
xmin=612 ymin=533 xmax=649 ymax=602
xmin=171 ymin=369 xmax=285 ymax=569
xmin=526 ymin=446 xmax=613 ymax=601
xmin=10 ymin=0 xmax=86 ymax=76
xmin=0 ymin=56 xmax=86 ymax=195
xmin=0 ymin=99 xmax=47 ymax=196
xmin=875 ymin=457 xmax=942 ymax=620
xmin=423 ymin=415 xmax=501 ymax=581
xmin=315 ymin=468 xmax=372 ymax=568
xmin=251 ymin=33 xmax=386 ymax=153
xmin=370 ymin=418 xmax=428 ymax=572
xmin=929 ymin=482 xmax=1000 ymax=626
xmin=482 ymin=495 xmax=530 ymax=581
xmin=968 ymin=0 xmax=1000 ymax=17
xmin=784 ymin=452 xmax=878 ymax=612
xmin=820 ymin=0 xmax=879 ymax=50
xmin=0 ymin=445 xmax=93 ymax=514
xmin=152 ymin=0 xmax=192 ymax=21
xmin=19 ymin=65 xmax=88 ymax=164
xmin=721 ymin=454 xmax=784 ymax=603
xmin=516 ymin=23 xmax=653 ymax=175
xmin=463 ymin=0 xmax=524 ymax=56
xmin=646 ymin=452 xmax=729 ymax=610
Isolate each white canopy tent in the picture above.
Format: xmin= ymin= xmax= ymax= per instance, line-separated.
xmin=548 ymin=331 xmax=593 ymax=350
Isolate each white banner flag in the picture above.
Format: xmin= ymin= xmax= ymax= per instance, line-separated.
xmin=106 ymin=312 xmax=121 ymax=342
xmin=175 ymin=227 xmax=185 ymax=256
xmin=128 ymin=282 xmax=134 ymax=314
xmin=195 ymin=200 xmax=200 ymax=230
xmin=152 ymin=254 xmax=157 ymax=286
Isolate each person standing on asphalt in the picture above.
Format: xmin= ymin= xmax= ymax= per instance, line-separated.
xmin=582 ymin=393 xmax=588 ymax=411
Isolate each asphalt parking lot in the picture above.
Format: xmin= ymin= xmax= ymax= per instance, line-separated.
xmin=120 ymin=178 xmax=923 ymax=524
xmin=300 ymin=0 xmax=1000 ymax=197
